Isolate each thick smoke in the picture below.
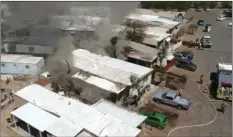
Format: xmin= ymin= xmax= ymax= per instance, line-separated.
xmin=47 ymin=2 xmax=140 ymax=83
xmin=5 ymin=2 xmax=140 ymax=93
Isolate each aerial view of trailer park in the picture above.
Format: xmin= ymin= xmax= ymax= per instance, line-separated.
xmin=0 ymin=1 xmax=232 ymax=137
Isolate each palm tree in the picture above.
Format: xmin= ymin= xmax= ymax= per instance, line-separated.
xmin=110 ymin=36 xmax=118 ymax=58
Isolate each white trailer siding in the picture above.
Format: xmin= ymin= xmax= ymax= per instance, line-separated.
xmin=3 ymin=43 xmax=55 ymax=55
xmin=1 ymin=54 xmax=45 ymax=75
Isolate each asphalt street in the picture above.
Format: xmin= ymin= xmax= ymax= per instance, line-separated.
xmin=168 ymin=9 xmax=232 ymax=137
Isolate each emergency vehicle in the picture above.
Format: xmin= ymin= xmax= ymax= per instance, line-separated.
xmin=216 ymin=63 xmax=232 ymax=101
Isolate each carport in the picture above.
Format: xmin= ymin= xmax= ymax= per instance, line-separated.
xmin=11 ymin=103 xmax=59 ymax=137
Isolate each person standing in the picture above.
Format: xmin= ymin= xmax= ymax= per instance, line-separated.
xmin=178 ymin=89 xmax=183 ymax=96
xmin=220 ymin=101 xmax=226 ymax=113
xmin=200 ymin=75 xmax=204 ymax=85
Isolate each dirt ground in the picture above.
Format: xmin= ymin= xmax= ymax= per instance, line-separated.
xmin=1 ymin=99 xmax=20 ymax=137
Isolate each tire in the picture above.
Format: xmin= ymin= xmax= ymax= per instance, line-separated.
xmin=177 ymin=105 xmax=183 ymax=110
xmin=157 ymin=126 xmax=162 ymax=130
xmin=155 ymin=99 xmax=161 ymax=104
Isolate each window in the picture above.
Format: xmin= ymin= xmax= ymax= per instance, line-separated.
xmin=150 ymin=117 xmax=159 ymax=122
xmin=164 ymin=96 xmax=173 ymax=100
xmin=1 ymin=64 xmax=5 ymax=67
xmin=28 ymin=46 xmax=35 ymax=52
xmin=25 ymin=65 xmax=30 ymax=69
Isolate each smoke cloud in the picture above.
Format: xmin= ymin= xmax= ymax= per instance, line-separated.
xmin=4 ymin=2 xmax=140 ymax=93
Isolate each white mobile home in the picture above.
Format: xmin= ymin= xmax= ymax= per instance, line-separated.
xmin=3 ymin=43 xmax=55 ymax=55
xmin=71 ymin=49 xmax=153 ymax=103
xmin=12 ymin=84 xmax=144 ymax=137
xmin=1 ymin=54 xmax=45 ymax=75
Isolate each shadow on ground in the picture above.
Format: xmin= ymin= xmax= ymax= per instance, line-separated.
xmin=165 ymin=72 xmax=187 ymax=90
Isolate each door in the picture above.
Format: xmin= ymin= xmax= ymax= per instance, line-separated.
xmin=147 ymin=117 xmax=159 ymax=127
xmin=163 ymin=96 xmax=174 ymax=105
xmin=182 ymin=61 xmax=190 ymax=69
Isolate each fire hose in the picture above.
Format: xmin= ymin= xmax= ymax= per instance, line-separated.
xmin=167 ymin=82 xmax=218 ymax=137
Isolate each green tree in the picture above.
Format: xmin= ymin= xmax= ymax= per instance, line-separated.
xmin=221 ymin=2 xmax=232 ymax=9
xmin=125 ymin=21 xmax=147 ymax=43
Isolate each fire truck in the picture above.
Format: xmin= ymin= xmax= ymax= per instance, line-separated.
xmin=216 ymin=63 xmax=232 ymax=101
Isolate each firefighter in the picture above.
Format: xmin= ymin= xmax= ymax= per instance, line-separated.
xmin=200 ymin=75 xmax=204 ymax=85
xmin=220 ymin=101 xmax=226 ymax=113
xmin=178 ymin=89 xmax=183 ymax=96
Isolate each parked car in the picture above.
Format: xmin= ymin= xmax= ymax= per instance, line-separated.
xmin=173 ymin=52 xmax=193 ymax=60
xmin=216 ymin=15 xmax=226 ymax=21
xmin=203 ymin=24 xmax=212 ymax=32
xmin=140 ymin=112 xmax=168 ymax=130
xmin=153 ymin=91 xmax=192 ymax=110
xmin=173 ymin=52 xmax=188 ymax=60
xmin=204 ymin=8 xmax=210 ymax=11
xmin=180 ymin=51 xmax=194 ymax=60
xmin=196 ymin=8 xmax=202 ymax=12
xmin=197 ymin=20 xmax=205 ymax=26
xmin=228 ymin=22 xmax=232 ymax=27
xmin=200 ymin=36 xmax=212 ymax=48
xmin=175 ymin=58 xmax=197 ymax=71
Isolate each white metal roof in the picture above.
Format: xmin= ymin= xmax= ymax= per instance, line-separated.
xmin=92 ymin=99 xmax=147 ymax=128
xmin=218 ymin=63 xmax=232 ymax=71
xmin=72 ymin=71 xmax=125 ymax=94
xmin=46 ymin=117 xmax=83 ymax=137
xmin=1 ymin=54 xmax=43 ymax=64
xmin=71 ymin=49 xmax=153 ymax=86
xmin=71 ymin=106 xmax=141 ymax=137
xmin=14 ymin=84 xmax=142 ymax=137
xmin=76 ymin=131 xmax=95 ymax=137
xmin=125 ymin=14 xmax=180 ymax=26
xmin=11 ymin=103 xmax=59 ymax=132
xmin=146 ymin=26 xmax=169 ymax=34
xmin=14 ymin=84 xmax=90 ymax=116
xmin=117 ymin=39 xmax=159 ymax=62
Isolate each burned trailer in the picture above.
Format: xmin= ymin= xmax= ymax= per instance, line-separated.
xmin=216 ymin=63 xmax=232 ymax=101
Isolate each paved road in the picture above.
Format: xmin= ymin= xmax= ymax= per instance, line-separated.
xmin=167 ymin=9 xmax=232 ymax=137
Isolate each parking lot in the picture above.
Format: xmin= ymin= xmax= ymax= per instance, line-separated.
xmin=142 ymin=9 xmax=232 ymax=137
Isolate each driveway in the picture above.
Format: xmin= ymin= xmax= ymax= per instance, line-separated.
xmin=163 ymin=9 xmax=232 ymax=137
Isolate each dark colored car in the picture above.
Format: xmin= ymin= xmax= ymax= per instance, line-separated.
xmin=174 ymin=52 xmax=194 ymax=60
xmin=203 ymin=24 xmax=212 ymax=32
xmin=198 ymin=20 xmax=205 ymax=26
xmin=176 ymin=58 xmax=197 ymax=71
xmin=140 ymin=111 xmax=168 ymax=129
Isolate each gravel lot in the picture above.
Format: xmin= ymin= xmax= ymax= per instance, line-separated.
xmin=155 ymin=9 xmax=232 ymax=137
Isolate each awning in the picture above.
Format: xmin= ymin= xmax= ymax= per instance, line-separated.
xmin=11 ymin=103 xmax=59 ymax=132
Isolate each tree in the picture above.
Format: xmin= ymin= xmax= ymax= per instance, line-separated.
xmin=125 ymin=21 xmax=147 ymax=43
xmin=158 ymin=40 xmax=169 ymax=68
xmin=221 ymin=2 xmax=232 ymax=9
xmin=104 ymin=36 xmax=119 ymax=58
xmin=110 ymin=36 xmax=118 ymax=58
xmin=140 ymin=1 xmax=192 ymax=11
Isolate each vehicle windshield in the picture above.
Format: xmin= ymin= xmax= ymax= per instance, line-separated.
xmin=163 ymin=118 xmax=167 ymax=122
xmin=162 ymin=93 xmax=167 ymax=97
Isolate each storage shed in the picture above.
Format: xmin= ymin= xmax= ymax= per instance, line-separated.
xmin=1 ymin=54 xmax=45 ymax=75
